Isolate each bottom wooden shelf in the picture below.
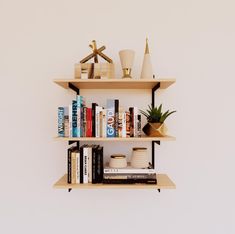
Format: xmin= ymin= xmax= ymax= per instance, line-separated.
xmin=53 ymin=174 xmax=176 ymax=190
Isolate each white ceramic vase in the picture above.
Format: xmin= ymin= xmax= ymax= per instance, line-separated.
xmin=130 ymin=147 xmax=149 ymax=168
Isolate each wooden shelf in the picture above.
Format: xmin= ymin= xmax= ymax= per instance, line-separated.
xmin=54 ymin=78 xmax=175 ymax=90
xmin=54 ymin=135 xmax=175 ymax=142
xmin=54 ymin=174 xmax=176 ymax=189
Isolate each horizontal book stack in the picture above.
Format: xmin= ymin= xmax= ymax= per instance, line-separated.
xmin=103 ymin=164 xmax=157 ymax=184
xmin=58 ymin=96 xmax=142 ymax=138
xmin=67 ymin=144 xmax=103 ymax=184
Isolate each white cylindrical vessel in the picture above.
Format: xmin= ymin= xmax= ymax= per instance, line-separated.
xmin=109 ymin=154 xmax=127 ymax=168
xmin=130 ymin=147 xmax=149 ymax=168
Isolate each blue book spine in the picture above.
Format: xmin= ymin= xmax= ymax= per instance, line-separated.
xmin=72 ymin=100 xmax=77 ymax=137
xmin=106 ymin=99 xmax=115 ymax=137
xmin=76 ymin=96 xmax=82 ymax=137
xmin=58 ymin=107 xmax=64 ymax=137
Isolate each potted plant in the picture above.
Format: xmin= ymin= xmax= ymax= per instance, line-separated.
xmin=140 ymin=104 xmax=176 ymax=137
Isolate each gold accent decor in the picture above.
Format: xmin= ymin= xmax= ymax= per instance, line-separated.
xmin=122 ymin=68 xmax=132 ymax=78
xmin=75 ymin=40 xmax=114 ymax=79
xmin=142 ymin=123 xmax=168 ymax=137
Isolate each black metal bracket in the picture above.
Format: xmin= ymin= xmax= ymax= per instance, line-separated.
xmin=68 ymin=82 xmax=80 ymax=95
xmin=151 ymin=141 xmax=160 ymax=169
xmin=158 ymin=189 xmax=160 ymax=193
xmin=152 ymin=82 xmax=160 ymax=108
xmin=68 ymin=188 xmax=72 ymax=192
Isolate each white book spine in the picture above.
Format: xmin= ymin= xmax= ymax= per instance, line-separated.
xmin=104 ymin=168 xmax=156 ymax=174
xmin=102 ymin=109 xmax=107 ymax=138
xmin=95 ymin=106 xmax=102 ymax=137
xmin=69 ymin=104 xmax=73 ymax=137
xmin=133 ymin=107 xmax=138 ymax=137
xmin=83 ymin=148 xmax=88 ymax=183
xmin=88 ymin=147 xmax=92 ymax=183
xmin=76 ymin=152 xmax=80 ymax=184
xmin=122 ymin=112 xmax=126 ymax=138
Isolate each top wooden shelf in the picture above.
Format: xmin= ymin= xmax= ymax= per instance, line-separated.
xmin=53 ymin=78 xmax=175 ymax=90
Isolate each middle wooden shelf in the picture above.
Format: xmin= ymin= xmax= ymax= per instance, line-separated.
xmin=55 ymin=135 xmax=176 ymax=142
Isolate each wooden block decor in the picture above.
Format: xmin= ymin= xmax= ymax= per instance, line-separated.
xmin=75 ymin=63 xmax=115 ymax=79
xmin=75 ymin=40 xmax=115 ymax=79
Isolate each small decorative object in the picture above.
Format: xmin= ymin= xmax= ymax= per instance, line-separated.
xmin=75 ymin=40 xmax=115 ymax=79
xmin=109 ymin=154 xmax=127 ymax=168
xmin=140 ymin=38 xmax=154 ymax=79
xmin=131 ymin=147 xmax=148 ymax=168
xmin=140 ymin=104 xmax=176 ymax=137
xmin=119 ymin=49 xmax=135 ymax=78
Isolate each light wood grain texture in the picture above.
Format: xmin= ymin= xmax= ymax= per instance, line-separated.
xmin=53 ymin=174 xmax=176 ymax=189
xmin=53 ymin=78 xmax=175 ymax=90
xmin=54 ymin=135 xmax=176 ymax=142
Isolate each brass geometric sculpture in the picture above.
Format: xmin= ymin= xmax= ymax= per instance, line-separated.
xmin=80 ymin=40 xmax=113 ymax=64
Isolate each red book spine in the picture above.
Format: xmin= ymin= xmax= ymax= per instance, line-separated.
xmin=86 ymin=108 xmax=92 ymax=137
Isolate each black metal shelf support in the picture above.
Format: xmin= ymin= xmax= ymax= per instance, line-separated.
xmin=151 ymin=82 xmax=161 ymax=192
xmin=68 ymin=82 xmax=80 ymax=95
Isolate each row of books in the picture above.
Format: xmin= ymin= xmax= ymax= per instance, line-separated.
xmin=67 ymin=144 xmax=103 ymax=184
xmin=103 ymin=164 xmax=157 ymax=184
xmin=58 ymin=96 xmax=142 ymax=138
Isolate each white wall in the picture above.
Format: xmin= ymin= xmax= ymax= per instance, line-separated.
xmin=1 ymin=0 xmax=235 ymax=233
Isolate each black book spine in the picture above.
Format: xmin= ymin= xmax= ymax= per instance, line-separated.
xmin=129 ymin=107 xmax=134 ymax=137
xmin=80 ymin=146 xmax=84 ymax=183
xmin=103 ymin=179 xmax=157 ymax=184
xmin=114 ymin=99 xmax=119 ymax=137
xmin=97 ymin=146 xmax=104 ymax=183
xmin=92 ymin=103 xmax=98 ymax=137
xmin=67 ymin=148 xmax=71 ymax=184
xmin=92 ymin=146 xmax=98 ymax=184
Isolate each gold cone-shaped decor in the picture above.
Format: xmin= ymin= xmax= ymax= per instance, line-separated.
xmin=140 ymin=38 xmax=154 ymax=79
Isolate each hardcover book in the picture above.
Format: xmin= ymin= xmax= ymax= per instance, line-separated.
xmin=114 ymin=99 xmax=119 ymax=137
xmin=69 ymin=104 xmax=73 ymax=137
xmin=64 ymin=107 xmax=69 ymax=137
xmin=92 ymin=103 xmax=98 ymax=137
xmin=72 ymin=100 xmax=77 ymax=137
xmin=76 ymin=95 xmax=83 ymax=137
xmin=58 ymin=107 xmax=64 ymax=137
xmin=106 ymin=99 xmax=115 ymax=137
xmin=125 ymin=111 xmax=131 ymax=137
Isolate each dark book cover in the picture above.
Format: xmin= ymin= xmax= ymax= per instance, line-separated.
xmin=97 ymin=146 xmax=104 ymax=183
xmin=67 ymin=146 xmax=77 ymax=184
xmin=79 ymin=144 xmax=87 ymax=184
xmin=103 ymin=178 xmax=157 ymax=184
xmin=129 ymin=107 xmax=134 ymax=137
xmin=92 ymin=103 xmax=98 ymax=137
xmin=92 ymin=145 xmax=99 ymax=184
xmin=114 ymin=99 xmax=119 ymax=137
xmin=137 ymin=114 xmax=141 ymax=137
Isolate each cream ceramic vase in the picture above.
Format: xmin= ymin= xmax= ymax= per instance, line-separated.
xmin=119 ymin=49 xmax=135 ymax=78
xmin=130 ymin=147 xmax=149 ymax=168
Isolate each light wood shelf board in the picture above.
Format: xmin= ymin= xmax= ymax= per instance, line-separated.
xmin=53 ymin=174 xmax=176 ymax=189
xmin=54 ymin=135 xmax=176 ymax=142
xmin=53 ymin=78 xmax=175 ymax=90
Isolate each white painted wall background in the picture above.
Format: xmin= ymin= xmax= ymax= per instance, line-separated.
xmin=0 ymin=0 xmax=235 ymax=233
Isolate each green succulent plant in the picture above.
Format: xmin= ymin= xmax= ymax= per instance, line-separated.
xmin=140 ymin=104 xmax=176 ymax=123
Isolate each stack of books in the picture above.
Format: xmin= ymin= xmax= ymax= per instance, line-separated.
xmin=67 ymin=144 xmax=103 ymax=184
xmin=103 ymin=164 xmax=157 ymax=184
xmin=58 ymin=96 xmax=141 ymax=138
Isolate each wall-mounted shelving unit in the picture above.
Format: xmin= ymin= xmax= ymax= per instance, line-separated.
xmin=53 ymin=78 xmax=176 ymax=192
